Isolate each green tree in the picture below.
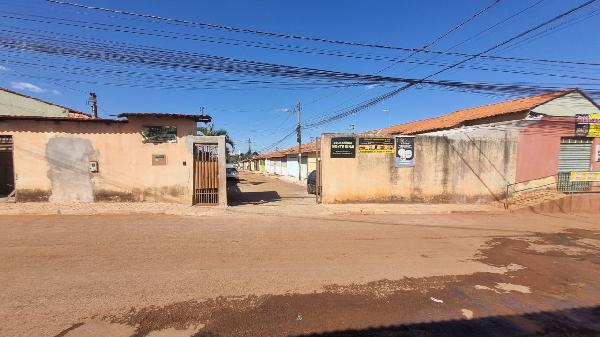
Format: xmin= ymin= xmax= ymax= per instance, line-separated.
xmin=197 ymin=123 xmax=235 ymax=155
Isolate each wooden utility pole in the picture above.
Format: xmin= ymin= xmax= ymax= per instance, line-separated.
xmin=296 ymin=101 xmax=302 ymax=181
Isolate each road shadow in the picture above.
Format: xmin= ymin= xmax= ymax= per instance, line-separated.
xmin=293 ymin=305 xmax=600 ymax=337
xmin=227 ymin=182 xmax=281 ymax=205
xmin=235 ymin=178 xmax=265 ymax=185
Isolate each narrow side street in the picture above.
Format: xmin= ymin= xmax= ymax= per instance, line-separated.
xmin=227 ymin=171 xmax=316 ymax=207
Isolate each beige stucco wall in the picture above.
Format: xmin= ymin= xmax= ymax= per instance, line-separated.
xmin=320 ymin=133 xmax=517 ymax=204
xmin=0 ymin=90 xmax=70 ymax=117
xmin=0 ymin=117 xmax=226 ymax=205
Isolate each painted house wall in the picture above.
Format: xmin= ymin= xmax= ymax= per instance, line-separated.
xmin=300 ymin=155 xmax=308 ymax=179
xmin=514 ymin=92 xmax=600 ymax=182
xmin=320 ymin=133 xmax=517 ymax=204
xmin=272 ymin=158 xmax=282 ymax=174
xmin=593 ymin=138 xmax=600 ymax=171
xmin=287 ymin=154 xmax=299 ymax=177
xmin=281 ymin=157 xmax=287 ymax=175
xmin=515 ymin=117 xmax=577 ymax=182
xmin=0 ymin=90 xmax=70 ymax=117
xmin=265 ymin=158 xmax=274 ymax=174
xmin=531 ymin=92 xmax=600 ymax=116
xmin=307 ymin=152 xmax=317 ymax=174
xmin=0 ymin=117 xmax=226 ymax=205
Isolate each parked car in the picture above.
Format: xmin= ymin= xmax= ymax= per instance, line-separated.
xmin=307 ymin=170 xmax=317 ymax=194
xmin=226 ymin=164 xmax=239 ymax=181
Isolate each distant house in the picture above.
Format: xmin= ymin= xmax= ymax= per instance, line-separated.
xmin=247 ymin=142 xmax=319 ymax=180
xmin=0 ymin=87 xmax=92 ymax=119
xmin=0 ymin=88 xmax=227 ymax=205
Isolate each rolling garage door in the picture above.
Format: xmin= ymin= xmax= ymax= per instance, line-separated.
xmin=557 ymin=138 xmax=592 ymax=191
xmin=558 ymin=138 xmax=591 ymax=172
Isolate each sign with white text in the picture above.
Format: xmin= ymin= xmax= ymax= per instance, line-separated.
xmin=330 ymin=137 xmax=356 ymax=158
xmin=395 ymin=136 xmax=415 ymax=167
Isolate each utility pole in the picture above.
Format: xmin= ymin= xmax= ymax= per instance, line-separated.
xmin=349 ymin=123 xmax=355 ymax=133
xmin=88 ymin=92 xmax=97 ymax=118
xmin=246 ymin=138 xmax=252 ymax=154
xmin=296 ymin=101 xmax=302 ymax=181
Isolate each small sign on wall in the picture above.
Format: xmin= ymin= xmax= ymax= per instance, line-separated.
xmin=89 ymin=161 xmax=98 ymax=173
xmin=575 ymin=114 xmax=600 ymax=137
xmin=152 ymin=154 xmax=167 ymax=165
xmin=358 ymin=137 xmax=394 ymax=153
xmin=395 ymin=136 xmax=415 ymax=167
xmin=330 ymin=137 xmax=356 ymax=158
xmin=569 ymin=171 xmax=600 ymax=182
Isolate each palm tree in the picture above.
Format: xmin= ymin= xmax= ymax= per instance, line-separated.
xmin=197 ymin=123 xmax=235 ymax=154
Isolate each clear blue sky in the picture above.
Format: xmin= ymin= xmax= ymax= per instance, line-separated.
xmin=1 ymin=0 xmax=599 ymax=153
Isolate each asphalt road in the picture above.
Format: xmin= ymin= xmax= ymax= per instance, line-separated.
xmin=1 ymin=173 xmax=599 ymax=337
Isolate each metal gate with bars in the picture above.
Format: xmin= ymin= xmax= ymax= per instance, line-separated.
xmin=193 ymin=143 xmax=220 ymax=205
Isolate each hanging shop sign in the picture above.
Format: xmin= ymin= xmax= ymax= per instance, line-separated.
xmin=395 ymin=136 xmax=415 ymax=167
xmin=357 ymin=137 xmax=394 ymax=153
xmin=569 ymin=171 xmax=600 ymax=182
xmin=575 ymin=114 xmax=600 ymax=137
xmin=330 ymin=137 xmax=356 ymax=158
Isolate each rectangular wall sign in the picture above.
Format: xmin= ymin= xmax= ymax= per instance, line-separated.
xmin=358 ymin=137 xmax=394 ymax=153
xmin=330 ymin=137 xmax=356 ymax=158
xmin=395 ymin=136 xmax=415 ymax=167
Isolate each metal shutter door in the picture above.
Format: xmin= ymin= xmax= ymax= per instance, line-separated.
xmin=558 ymin=143 xmax=591 ymax=172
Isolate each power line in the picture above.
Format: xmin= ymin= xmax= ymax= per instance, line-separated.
xmin=5 ymin=29 xmax=593 ymax=95
xmin=398 ymin=0 xmax=547 ymax=77
xmin=43 ymin=0 xmax=600 ymax=67
xmin=301 ymin=0 xmax=505 ymax=124
xmin=304 ymin=0 xmax=599 ymax=129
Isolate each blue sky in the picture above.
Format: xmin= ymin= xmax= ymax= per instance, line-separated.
xmin=0 ymin=0 xmax=599 ymax=153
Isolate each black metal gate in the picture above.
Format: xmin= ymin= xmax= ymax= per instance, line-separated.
xmin=193 ymin=144 xmax=219 ymax=205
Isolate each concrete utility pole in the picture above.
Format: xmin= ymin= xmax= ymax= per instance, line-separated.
xmin=247 ymin=138 xmax=252 ymax=154
xmin=88 ymin=92 xmax=97 ymax=118
xmin=349 ymin=124 xmax=355 ymax=133
xmin=296 ymin=101 xmax=302 ymax=181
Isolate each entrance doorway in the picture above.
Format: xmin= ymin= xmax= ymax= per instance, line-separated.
xmin=193 ymin=143 xmax=220 ymax=205
xmin=0 ymin=135 xmax=15 ymax=199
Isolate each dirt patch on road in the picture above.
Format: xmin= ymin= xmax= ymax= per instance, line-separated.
xmin=59 ymin=229 xmax=600 ymax=337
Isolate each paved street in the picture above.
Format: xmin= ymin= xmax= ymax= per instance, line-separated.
xmin=1 ymin=173 xmax=600 ymax=337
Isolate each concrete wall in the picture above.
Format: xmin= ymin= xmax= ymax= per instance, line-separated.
xmin=320 ymin=133 xmax=517 ymax=204
xmin=0 ymin=90 xmax=70 ymax=117
xmin=0 ymin=118 xmax=226 ymax=205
